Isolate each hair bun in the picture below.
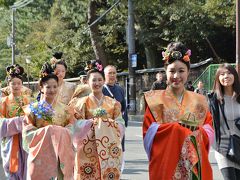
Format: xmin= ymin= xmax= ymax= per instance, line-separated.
xmin=6 ymin=64 xmax=24 ymax=76
xmin=52 ymin=52 xmax=63 ymax=60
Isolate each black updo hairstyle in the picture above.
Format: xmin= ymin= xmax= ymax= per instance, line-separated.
xmin=51 ymin=52 xmax=67 ymax=70
xmin=39 ymin=62 xmax=58 ymax=87
xmin=163 ymin=42 xmax=190 ymax=70
xmin=6 ymin=64 xmax=24 ymax=82
xmin=86 ymin=69 xmax=104 ymax=80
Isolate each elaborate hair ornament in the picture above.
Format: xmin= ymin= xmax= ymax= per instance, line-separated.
xmin=6 ymin=64 xmax=23 ymax=76
xmin=39 ymin=72 xmax=48 ymax=78
xmin=162 ymin=49 xmax=191 ymax=63
xmin=39 ymin=62 xmax=54 ymax=78
xmin=50 ymin=57 xmax=57 ymax=65
xmin=86 ymin=60 xmax=104 ymax=72
xmin=95 ymin=61 xmax=103 ymax=72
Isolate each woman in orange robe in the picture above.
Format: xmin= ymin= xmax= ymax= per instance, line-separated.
xmin=72 ymin=69 xmax=125 ymax=180
xmin=143 ymin=42 xmax=214 ymax=180
xmin=0 ymin=64 xmax=31 ymax=179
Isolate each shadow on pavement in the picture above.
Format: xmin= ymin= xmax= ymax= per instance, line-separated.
xmin=122 ymin=159 xmax=148 ymax=175
xmin=125 ymin=139 xmax=143 ymax=144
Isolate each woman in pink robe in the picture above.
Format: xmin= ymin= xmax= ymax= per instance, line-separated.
xmin=23 ymin=63 xmax=75 ymax=179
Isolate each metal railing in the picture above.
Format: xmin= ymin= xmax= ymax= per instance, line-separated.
xmin=193 ymin=64 xmax=235 ymax=91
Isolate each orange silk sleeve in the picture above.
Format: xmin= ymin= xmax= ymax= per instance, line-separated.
xmin=0 ymin=98 xmax=7 ymax=117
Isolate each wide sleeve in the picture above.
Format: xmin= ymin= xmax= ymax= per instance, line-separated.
xmin=22 ymin=119 xmax=38 ymax=153
xmin=120 ymin=88 xmax=128 ymax=127
xmin=73 ymin=98 xmax=87 ymax=120
xmin=113 ymin=101 xmax=125 ymax=138
xmin=0 ymin=97 xmax=7 ymax=117
xmin=0 ymin=87 xmax=10 ymax=97
xmin=0 ymin=116 xmax=24 ymax=138
xmin=113 ymin=101 xmax=124 ymax=123
xmin=143 ymin=104 xmax=156 ymax=138
xmin=198 ymin=111 xmax=214 ymax=151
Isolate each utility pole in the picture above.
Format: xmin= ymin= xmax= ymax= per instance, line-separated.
xmin=10 ymin=0 xmax=33 ymax=65
xmin=11 ymin=8 xmax=16 ymax=65
xmin=127 ymin=0 xmax=136 ymax=115
xmin=236 ymin=0 xmax=240 ymax=76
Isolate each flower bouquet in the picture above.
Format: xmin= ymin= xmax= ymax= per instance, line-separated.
xmin=93 ymin=108 xmax=107 ymax=118
xmin=29 ymin=101 xmax=54 ymax=128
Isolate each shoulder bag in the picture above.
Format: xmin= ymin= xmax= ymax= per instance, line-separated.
xmin=234 ymin=117 xmax=240 ymax=131
xmin=219 ymin=104 xmax=240 ymax=165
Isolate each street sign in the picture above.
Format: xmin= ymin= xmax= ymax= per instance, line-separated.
xmin=131 ymin=54 xmax=137 ymax=68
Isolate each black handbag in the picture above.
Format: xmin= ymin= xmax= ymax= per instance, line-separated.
xmin=227 ymin=134 xmax=240 ymax=164
xmin=220 ymin=104 xmax=240 ymax=165
xmin=235 ymin=117 xmax=240 ymax=131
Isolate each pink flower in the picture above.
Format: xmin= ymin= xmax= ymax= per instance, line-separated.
xmin=96 ymin=62 xmax=103 ymax=71
xmin=186 ymin=49 xmax=191 ymax=56
xmin=162 ymin=51 xmax=165 ymax=58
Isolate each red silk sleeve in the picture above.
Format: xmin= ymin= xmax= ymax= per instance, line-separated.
xmin=143 ymin=104 xmax=155 ymax=138
xmin=199 ymin=111 xmax=213 ymax=152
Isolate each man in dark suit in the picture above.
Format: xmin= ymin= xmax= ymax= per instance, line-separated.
xmin=151 ymin=72 xmax=167 ymax=90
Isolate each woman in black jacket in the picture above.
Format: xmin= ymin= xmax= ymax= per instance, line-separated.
xmin=208 ymin=63 xmax=240 ymax=180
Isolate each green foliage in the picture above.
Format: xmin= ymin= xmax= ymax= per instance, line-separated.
xmin=0 ymin=7 xmax=11 ymax=80
xmin=0 ymin=0 xmax=237 ymax=81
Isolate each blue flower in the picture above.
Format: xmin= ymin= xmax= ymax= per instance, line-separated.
xmin=29 ymin=101 xmax=54 ymax=124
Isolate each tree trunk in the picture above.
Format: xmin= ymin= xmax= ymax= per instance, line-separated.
xmin=88 ymin=0 xmax=107 ymax=66
xmin=145 ymin=45 xmax=159 ymax=68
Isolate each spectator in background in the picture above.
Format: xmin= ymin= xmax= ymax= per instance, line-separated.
xmin=186 ymin=80 xmax=194 ymax=91
xmin=208 ymin=63 xmax=240 ymax=180
xmin=79 ymin=75 xmax=87 ymax=85
xmin=151 ymin=72 xmax=167 ymax=90
xmin=70 ymin=74 xmax=91 ymax=101
xmin=194 ymin=80 xmax=207 ymax=96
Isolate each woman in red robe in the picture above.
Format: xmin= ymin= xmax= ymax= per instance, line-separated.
xmin=143 ymin=42 xmax=214 ymax=180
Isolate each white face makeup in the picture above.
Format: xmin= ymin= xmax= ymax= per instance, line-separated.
xmin=54 ymin=64 xmax=66 ymax=82
xmin=166 ymin=60 xmax=189 ymax=92
xmin=88 ymin=72 xmax=104 ymax=94
xmin=9 ymin=77 xmax=22 ymax=96
xmin=41 ymin=78 xmax=59 ymax=101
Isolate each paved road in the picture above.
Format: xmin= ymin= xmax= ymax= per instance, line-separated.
xmin=0 ymin=120 xmax=224 ymax=180
xmin=121 ymin=120 xmax=224 ymax=180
